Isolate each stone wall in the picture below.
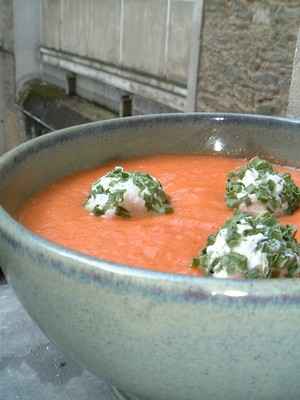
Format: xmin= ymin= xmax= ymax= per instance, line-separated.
xmin=1 ymin=0 xmax=299 ymax=127
xmin=40 ymin=0 xmax=300 ymax=116
xmin=0 ymin=0 xmax=24 ymax=154
xmin=199 ymin=0 xmax=300 ymax=115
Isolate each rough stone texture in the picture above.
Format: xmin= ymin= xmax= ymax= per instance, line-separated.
xmin=198 ymin=0 xmax=300 ymax=115
xmin=0 ymin=50 xmax=25 ymax=153
xmin=0 ymin=0 xmax=25 ymax=155
xmin=0 ymin=0 xmax=14 ymax=51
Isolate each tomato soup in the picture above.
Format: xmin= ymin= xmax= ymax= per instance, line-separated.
xmin=17 ymin=155 xmax=300 ymax=276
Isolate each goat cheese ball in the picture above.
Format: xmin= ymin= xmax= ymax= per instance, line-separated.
xmin=226 ymin=157 xmax=300 ymax=216
xmin=85 ymin=166 xmax=173 ymax=218
xmin=193 ymin=212 xmax=300 ymax=279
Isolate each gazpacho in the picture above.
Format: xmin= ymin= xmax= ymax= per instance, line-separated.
xmin=17 ymin=155 xmax=300 ymax=277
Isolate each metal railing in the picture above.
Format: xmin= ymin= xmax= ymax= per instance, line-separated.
xmin=16 ymin=104 xmax=54 ymax=138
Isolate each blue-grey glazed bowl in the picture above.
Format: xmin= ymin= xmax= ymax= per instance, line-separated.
xmin=1 ymin=113 xmax=300 ymax=400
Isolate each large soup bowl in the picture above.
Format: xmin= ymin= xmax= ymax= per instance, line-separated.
xmin=1 ymin=113 xmax=300 ymax=400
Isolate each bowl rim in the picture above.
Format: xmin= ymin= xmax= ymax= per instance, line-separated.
xmin=2 ymin=112 xmax=300 ymax=300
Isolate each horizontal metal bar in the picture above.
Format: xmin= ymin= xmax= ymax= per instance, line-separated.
xmin=16 ymin=104 xmax=54 ymax=131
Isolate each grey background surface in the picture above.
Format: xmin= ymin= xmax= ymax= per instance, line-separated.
xmin=0 ymin=284 xmax=118 ymax=400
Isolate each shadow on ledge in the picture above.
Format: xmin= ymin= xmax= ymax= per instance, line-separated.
xmin=0 ymin=268 xmax=6 ymax=284
xmin=17 ymin=80 xmax=118 ymax=139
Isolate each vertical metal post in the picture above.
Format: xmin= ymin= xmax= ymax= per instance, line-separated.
xmin=287 ymin=28 xmax=300 ymax=118
xmin=0 ymin=267 xmax=5 ymax=283
xmin=120 ymin=95 xmax=133 ymax=117
xmin=65 ymin=72 xmax=77 ymax=96
xmin=185 ymin=0 xmax=205 ymax=112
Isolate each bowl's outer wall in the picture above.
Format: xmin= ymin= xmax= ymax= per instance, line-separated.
xmin=1 ymin=114 xmax=300 ymax=400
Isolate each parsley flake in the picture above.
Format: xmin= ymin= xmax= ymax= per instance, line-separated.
xmin=193 ymin=211 xmax=300 ymax=279
xmin=226 ymin=157 xmax=300 ymax=216
xmin=85 ymin=166 xmax=173 ymax=218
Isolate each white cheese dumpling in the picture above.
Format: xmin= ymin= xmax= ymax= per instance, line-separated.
xmin=85 ymin=166 xmax=173 ymax=218
xmin=226 ymin=157 xmax=300 ymax=216
xmin=192 ymin=212 xmax=300 ymax=279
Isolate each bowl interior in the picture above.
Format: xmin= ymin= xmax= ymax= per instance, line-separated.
xmin=1 ymin=113 xmax=300 ymax=216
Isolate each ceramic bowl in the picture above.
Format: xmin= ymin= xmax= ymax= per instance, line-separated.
xmin=1 ymin=113 xmax=300 ymax=400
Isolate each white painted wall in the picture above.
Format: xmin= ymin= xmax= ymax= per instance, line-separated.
xmin=41 ymin=0 xmax=194 ymax=84
xmin=14 ymin=0 xmax=41 ymax=90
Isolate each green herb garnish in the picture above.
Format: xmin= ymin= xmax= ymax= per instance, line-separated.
xmin=226 ymin=157 xmax=300 ymax=215
xmin=85 ymin=166 xmax=173 ymax=218
xmin=193 ymin=211 xmax=300 ymax=279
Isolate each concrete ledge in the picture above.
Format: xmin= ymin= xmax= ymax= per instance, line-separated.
xmin=40 ymin=47 xmax=186 ymax=111
xmin=0 ymin=285 xmax=118 ymax=400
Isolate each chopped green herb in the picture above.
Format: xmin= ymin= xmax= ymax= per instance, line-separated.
xmin=226 ymin=157 xmax=300 ymax=216
xmin=85 ymin=166 xmax=173 ymax=218
xmin=193 ymin=211 xmax=300 ymax=279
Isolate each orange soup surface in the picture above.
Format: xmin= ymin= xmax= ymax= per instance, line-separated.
xmin=17 ymin=155 xmax=300 ymax=276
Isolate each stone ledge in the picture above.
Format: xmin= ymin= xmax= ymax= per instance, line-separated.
xmin=40 ymin=47 xmax=186 ymax=111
